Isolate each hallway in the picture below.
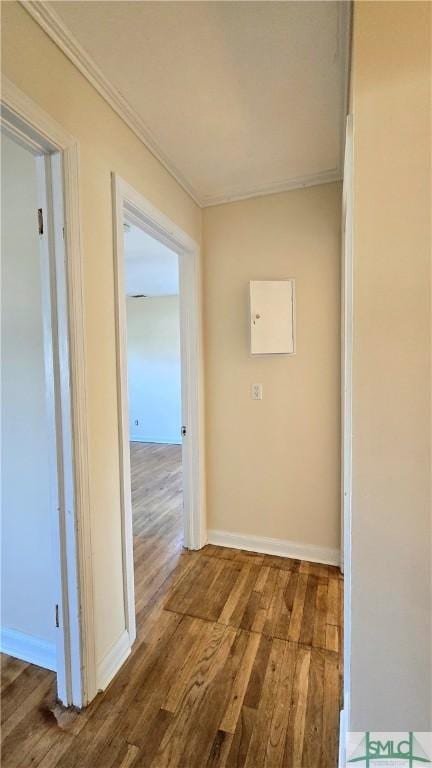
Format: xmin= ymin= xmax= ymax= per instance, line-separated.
xmin=1 ymin=443 xmax=342 ymax=767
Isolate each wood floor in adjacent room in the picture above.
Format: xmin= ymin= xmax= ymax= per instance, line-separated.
xmin=1 ymin=442 xmax=343 ymax=768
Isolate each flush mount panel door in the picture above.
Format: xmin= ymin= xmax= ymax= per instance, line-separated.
xmin=250 ymin=279 xmax=295 ymax=355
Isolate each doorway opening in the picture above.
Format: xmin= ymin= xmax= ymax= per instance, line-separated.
xmin=124 ymin=223 xmax=184 ymax=618
xmin=111 ymin=175 xmax=206 ymax=651
xmin=1 ymin=130 xmax=61 ymax=674
xmin=0 ymin=130 xmax=79 ymax=705
xmin=0 ymin=79 xmax=93 ymax=708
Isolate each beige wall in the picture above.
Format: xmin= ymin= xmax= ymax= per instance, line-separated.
xmin=203 ymin=183 xmax=342 ymax=553
xmin=350 ymin=1 xmax=431 ymax=729
xmin=1 ymin=1 xmax=201 ymax=671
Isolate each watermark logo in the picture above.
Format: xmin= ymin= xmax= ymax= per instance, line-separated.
xmin=346 ymin=732 xmax=432 ymax=767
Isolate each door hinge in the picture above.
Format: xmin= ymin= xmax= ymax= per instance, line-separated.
xmin=55 ymin=604 xmax=60 ymax=628
xmin=181 ymin=426 xmax=187 ymax=437
xmin=38 ymin=208 xmax=44 ymax=235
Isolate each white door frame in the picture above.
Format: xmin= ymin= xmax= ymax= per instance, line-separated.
xmin=341 ymin=113 xmax=354 ymax=575
xmin=1 ymin=77 xmax=95 ymax=707
xmin=340 ymin=113 xmax=353 ymax=762
xmin=112 ymin=174 xmax=206 ymax=646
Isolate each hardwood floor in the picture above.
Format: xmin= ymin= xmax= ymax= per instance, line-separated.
xmin=1 ymin=442 xmax=343 ymax=768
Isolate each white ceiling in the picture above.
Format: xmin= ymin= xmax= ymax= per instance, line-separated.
xmin=124 ymin=224 xmax=179 ymax=297
xmin=43 ymin=1 xmax=350 ymax=206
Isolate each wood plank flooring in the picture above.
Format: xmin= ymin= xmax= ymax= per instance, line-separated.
xmin=1 ymin=442 xmax=343 ymax=768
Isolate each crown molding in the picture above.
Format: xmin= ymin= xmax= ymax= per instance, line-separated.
xmin=21 ymin=0 xmax=348 ymax=209
xmin=20 ymin=0 xmax=202 ymax=206
xmin=201 ymin=166 xmax=343 ymax=208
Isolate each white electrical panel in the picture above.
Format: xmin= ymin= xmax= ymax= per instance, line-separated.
xmin=249 ymin=280 xmax=295 ymax=355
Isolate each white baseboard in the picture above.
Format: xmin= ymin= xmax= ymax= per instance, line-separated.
xmin=207 ymin=529 xmax=340 ymax=566
xmin=96 ymin=629 xmax=131 ymax=692
xmin=0 ymin=627 xmax=56 ymax=671
xmin=130 ymin=434 xmax=181 ymax=445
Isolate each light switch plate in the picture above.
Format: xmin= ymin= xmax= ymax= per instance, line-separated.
xmin=251 ymin=383 xmax=263 ymax=400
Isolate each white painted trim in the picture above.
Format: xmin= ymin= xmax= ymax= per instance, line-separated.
xmin=96 ymin=630 xmax=131 ymax=692
xmin=341 ymin=113 xmax=354 ymax=745
xmin=112 ymin=174 xmax=206 ymax=666
xmin=207 ymin=530 xmax=340 ymax=567
xmin=112 ymin=180 xmax=137 ymax=653
xmin=130 ymin=435 xmax=181 ymax=446
xmin=1 ymin=77 xmax=95 ymax=707
xmin=0 ymin=628 xmax=56 ymax=672
xmin=36 ymin=152 xmax=70 ymax=696
xmin=20 ymin=1 xmax=350 ymax=208
xmin=338 ymin=708 xmax=346 ymax=768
